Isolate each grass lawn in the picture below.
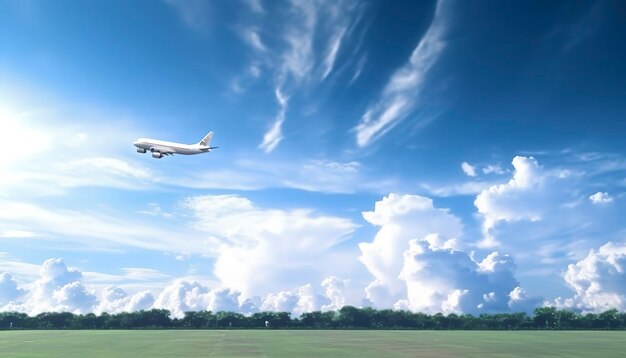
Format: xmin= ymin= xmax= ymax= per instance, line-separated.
xmin=0 ymin=330 xmax=624 ymax=357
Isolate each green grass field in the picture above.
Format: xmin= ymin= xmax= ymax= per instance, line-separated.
xmin=0 ymin=330 xmax=625 ymax=357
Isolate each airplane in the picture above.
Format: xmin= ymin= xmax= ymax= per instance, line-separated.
xmin=133 ymin=131 xmax=217 ymax=158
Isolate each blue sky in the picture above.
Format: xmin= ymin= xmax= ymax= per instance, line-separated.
xmin=1 ymin=0 xmax=626 ymax=316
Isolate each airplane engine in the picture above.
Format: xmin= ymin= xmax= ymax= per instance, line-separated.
xmin=137 ymin=148 xmax=146 ymax=153
xmin=152 ymin=152 xmax=163 ymax=158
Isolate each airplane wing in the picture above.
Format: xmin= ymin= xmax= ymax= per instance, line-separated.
xmin=150 ymin=146 xmax=176 ymax=155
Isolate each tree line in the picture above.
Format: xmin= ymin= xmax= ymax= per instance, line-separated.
xmin=1 ymin=307 xmax=625 ymax=330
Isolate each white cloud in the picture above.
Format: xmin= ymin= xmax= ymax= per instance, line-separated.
xmin=170 ymin=156 xmax=396 ymax=194
xmin=138 ymin=203 xmax=173 ymax=218
xmin=0 ymin=102 xmax=156 ymax=197
xmin=589 ymin=191 xmax=613 ymax=205
xmin=63 ymin=158 xmax=152 ymax=180
xmin=0 ymin=199 xmax=196 ymax=254
xmin=97 ymin=287 xmax=154 ymax=314
xmin=184 ymin=195 xmax=357 ymax=297
xmin=321 ymin=276 xmax=350 ymax=312
xmin=358 ymin=193 xmax=463 ymax=307
xmin=354 ymin=0 xmax=448 ymax=147
xmin=461 ymin=162 xmax=477 ymax=177
xmin=6 ymin=259 xmax=99 ymax=315
xmin=261 ymin=284 xmax=324 ymax=316
xmin=474 ymin=156 xmax=551 ymax=247
xmin=322 ymin=26 xmax=347 ymax=80
xmin=259 ymin=88 xmax=288 ymax=153
xmin=243 ymin=0 xmax=264 ymax=14
xmin=254 ymin=0 xmax=361 ymax=151
xmin=395 ymin=238 xmax=538 ymax=314
xmin=122 ymin=268 xmax=170 ymax=281
xmin=153 ymin=281 xmax=212 ymax=318
xmin=164 ymin=0 xmax=211 ymax=33
xmin=420 ymin=181 xmax=494 ymax=197
xmin=483 ymin=165 xmax=506 ymax=175
xmin=0 ymin=273 xmax=26 ymax=307
xmin=471 ymin=154 xmax=626 ymax=296
xmin=241 ymin=27 xmax=266 ymax=53
xmin=555 ymin=241 xmax=626 ymax=312
xmin=0 ymin=254 xmax=40 ymax=280
xmin=0 ymin=230 xmax=38 ymax=238
xmin=153 ymin=281 xmax=242 ymax=318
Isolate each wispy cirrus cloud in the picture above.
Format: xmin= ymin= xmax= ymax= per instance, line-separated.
xmin=242 ymin=0 xmax=264 ymax=14
xmin=353 ymin=0 xmax=449 ymax=147
xmin=237 ymin=0 xmax=362 ymax=152
xmin=164 ymin=0 xmax=211 ymax=33
xmin=259 ymin=87 xmax=288 ymax=152
xmin=0 ymin=199 xmax=198 ymax=254
xmin=173 ymin=157 xmax=397 ymax=194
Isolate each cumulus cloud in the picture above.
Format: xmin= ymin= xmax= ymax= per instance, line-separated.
xmin=97 ymin=287 xmax=154 ymax=314
xmin=321 ymin=276 xmax=350 ymax=311
xmin=589 ymin=191 xmax=613 ymax=205
xmin=354 ymin=0 xmax=449 ymax=147
xmin=153 ymin=281 xmax=212 ymax=318
xmin=184 ymin=194 xmax=357 ymax=297
xmin=461 ymin=162 xmax=477 ymax=177
xmin=261 ymin=284 xmax=325 ymax=316
xmin=357 ymin=193 xmax=539 ymax=313
xmin=358 ymin=193 xmax=463 ymax=306
xmin=0 ymin=272 xmax=25 ymax=307
xmin=11 ymin=259 xmax=99 ymax=315
xmin=555 ymin=241 xmax=626 ymax=312
xmin=153 ymin=278 xmax=349 ymax=318
xmin=471 ymin=154 xmax=626 ymax=281
xmin=474 ymin=156 xmax=557 ymax=247
xmin=395 ymin=238 xmax=537 ymax=314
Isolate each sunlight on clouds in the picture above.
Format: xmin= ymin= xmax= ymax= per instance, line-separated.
xmin=184 ymin=194 xmax=357 ymax=297
xmin=475 ymin=156 xmax=547 ymax=248
xmin=359 ymin=193 xmax=463 ymax=306
xmin=0 ymin=97 xmax=156 ymax=197
xmin=555 ymin=241 xmax=626 ymax=312
xmin=0 ymin=230 xmax=39 ymax=238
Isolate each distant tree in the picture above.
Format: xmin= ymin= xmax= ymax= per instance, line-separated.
xmin=36 ymin=312 xmax=75 ymax=329
xmin=0 ymin=312 xmax=30 ymax=329
xmin=599 ymin=309 xmax=622 ymax=329
xmin=182 ymin=311 xmax=215 ymax=329
xmin=533 ymin=307 xmax=558 ymax=329
xmin=338 ymin=306 xmax=371 ymax=328
xmin=216 ymin=312 xmax=245 ymax=328
xmin=299 ymin=311 xmax=335 ymax=329
xmin=75 ymin=313 xmax=97 ymax=329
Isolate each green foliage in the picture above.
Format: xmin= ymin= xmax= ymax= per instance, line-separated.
xmin=1 ymin=307 xmax=625 ymax=330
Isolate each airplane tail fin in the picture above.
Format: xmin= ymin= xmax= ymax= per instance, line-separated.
xmin=198 ymin=131 xmax=214 ymax=147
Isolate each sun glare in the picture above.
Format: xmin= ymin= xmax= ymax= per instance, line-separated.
xmin=0 ymin=107 xmax=50 ymax=168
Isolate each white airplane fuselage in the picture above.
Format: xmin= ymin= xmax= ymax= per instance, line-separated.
xmin=134 ymin=139 xmax=209 ymax=155
xmin=133 ymin=131 xmax=216 ymax=158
